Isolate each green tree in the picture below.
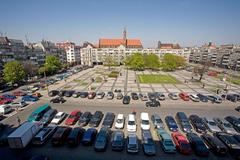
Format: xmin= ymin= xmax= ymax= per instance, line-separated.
xmin=125 ymin=53 xmax=145 ymax=70
xmin=44 ymin=55 xmax=61 ymax=75
xmin=144 ymin=53 xmax=160 ymax=70
xmin=104 ymin=55 xmax=116 ymax=71
xmin=3 ymin=61 xmax=26 ymax=84
xmin=160 ymin=53 xmax=186 ymax=71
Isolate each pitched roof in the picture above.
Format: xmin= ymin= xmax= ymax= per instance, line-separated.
xmin=159 ymin=43 xmax=181 ymax=49
xmin=9 ymin=39 xmax=24 ymax=44
xmin=99 ymin=38 xmax=142 ymax=48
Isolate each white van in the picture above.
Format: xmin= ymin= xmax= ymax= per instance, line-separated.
xmin=0 ymin=104 xmax=12 ymax=114
xmin=140 ymin=112 xmax=150 ymax=130
xmin=127 ymin=114 xmax=136 ymax=132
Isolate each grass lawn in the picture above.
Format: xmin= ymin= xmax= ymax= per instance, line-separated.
xmin=138 ymin=74 xmax=180 ymax=84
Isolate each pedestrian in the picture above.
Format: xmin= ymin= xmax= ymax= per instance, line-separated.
xmin=134 ymin=79 xmax=136 ymax=83
xmin=202 ymin=83 xmax=205 ymax=88
xmin=17 ymin=116 xmax=21 ymax=126
xmin=64 ymin=78 xmax=66 ymax=82
xmin=132 ymin=108 xmax=136 ymax=115
xmin=184 ymin=80 xmax=187 ymax=83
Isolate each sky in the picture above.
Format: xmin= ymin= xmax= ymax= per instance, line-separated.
xmin=0 ymin=0 xmax=240 ymax=47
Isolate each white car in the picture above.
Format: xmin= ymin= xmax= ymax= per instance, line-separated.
xmin=203 ymin=117 xmax=222 ymax=133
xmin=115 ymin=114 xmax=125 ymax=129
xmin=140 ymin=112 xmax=150 ymax=130
xmin=10 ymin=101 xmax=28 ymax=109
xmin=127 ymin=114 xmax=137 ymax=132
xmin=190 ymin=94 xmax=200 ymax=102
xmin=51 ymin=112 xmax=66 ymax=124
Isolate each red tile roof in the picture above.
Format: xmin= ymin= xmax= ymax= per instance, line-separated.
xmin=159 ymin=43 xmax=181 ymax=49
xmin=99 ymin=38 xmax=142 ymax=48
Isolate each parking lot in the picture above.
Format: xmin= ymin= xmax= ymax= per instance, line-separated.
xmin=0 ymin=66 xmax=240 ymax=160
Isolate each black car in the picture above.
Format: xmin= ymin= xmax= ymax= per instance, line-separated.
xmin=147 ymin=92 xmax=156 ymax=100
xmin=225 ymin=116 xmax=240 ymax=132
xmin=58 ymin=90 xmax=66 ymax=97
xmin=145 ymin=99 xmax=160 ymax=107
xmin=235 ymin=106 xmax=240 ymax=112
xmin=82 ymin=128 xmax=98 ymax=146
xmin=89 ymin=111 xmax=104 ymax=127
xmin=201 ymin=134 xmax=228 ymax=156
xmin=51 ymin=127 xmax=71 ymax=146
xmin=123 ymin=95 xmax=131 ymax=104
xmin=196 ymin=94 xmax=208 ymax=102
xmin=50 ymin=96 xmax=65 ymax=104
xmin=234 ymin=134 xmax=240 ymax=143
xmin=131 ymin=92 xmax=138 ymax=100
xmin=79 ymin=92 xmax=88 ymax=98
xmin=225 ymin=94 xmax=238 ymax=102
xmin=94 ymin=127 xmax=109 ymax=151
xmin=48 ymin=90 xmax=59 ymax=97
xmin=189 ymin=115 xmax=207 ymax=134
xmin=102 ymin=112 xmax=115 ymax=128
xmin=64 ymin=90 xmax=75 ymax=97
xmin=67 ymin=127 xmax=85 ymax=147
xmin=78 ymin=111 xmax=92 ymax=126
xmin=186 ymin=133 xmax=209 ymax=157
xmin=214 ymin=132 xmax=240 ymax=159
xmin=175 ymin=112 xmax=192 ymax=133
xmin=165 ymin=116 xmax=178 ymax=132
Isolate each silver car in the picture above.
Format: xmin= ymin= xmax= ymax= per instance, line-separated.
xmin=139 ymin=93 xmax=148 ymax=101
xmin=168 ymin=93 xmax=178 ymax=100
xmin=213 ymin=117 xmax=238 ymax=134
xmin=151 ymin=114 xmax=164 ymax=129
xmin=203 ymin=117 xmax=222 ymax=133
xmin=127 ymin=133 xmax=139 ymax=153
xmin=96 ymin=92 xmax=105 ymax=99
xmin=10 ymin=101 xmax=27 ymax=109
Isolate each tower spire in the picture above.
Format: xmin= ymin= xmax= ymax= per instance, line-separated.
xmin=123 ymin=27 xmax=127 ymax=46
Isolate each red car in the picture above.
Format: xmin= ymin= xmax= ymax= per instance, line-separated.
xmin=171 ymin=132 xmax=191 ymax=155
xmin=0 ymin=97 xmax=12 ymax=104
xmin=65 ymin=110 xmax=82 ymax=125
xmin=12 ymin=91 xmax=27 ymax=96
xmin=88 ymin=92 xmax=96 ymax=99
xmin=179 ymin=92 xmax=190 ymax=101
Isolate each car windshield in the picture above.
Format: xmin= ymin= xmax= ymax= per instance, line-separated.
xmin=156 ymin=119 xmax=163 ymax=123
xmin=180 ymin=142 xmax=190 ymax=149
xmin=69 ymin=115 xmax=75 ymax=119
xmin=55 ymin=115 xmax=62 ymax=119
xmin=128 ymin=121 xmax=135 ymax=125
xmin=117 ymin=119 xmax=123 ymax=123
xmin=144 ymin=138 xmax=154 ymax=145
xmin=209 ymin=121 xmax=216 ymax=126
xmin=165 ymin=140 xmax=174 ymax=146
xmin=142 ymin=120 xmax=149 ymax=125
xmin=223 ymin=123 xmax=232 ymax=128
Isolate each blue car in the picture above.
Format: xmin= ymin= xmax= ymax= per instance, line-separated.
xmin=2 ymin=94 xmax=16 ymax=100
xmin=22 ymin=95 xmax=39 ymax=102
xmin=165 ymin=116 xmax=178 ymax=132
xmin=82 ymin=128 xmax=97 ymax=145
xmin=197 ymin=94 xmax=208 ymax=102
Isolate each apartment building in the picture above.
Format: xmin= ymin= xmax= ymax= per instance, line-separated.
xmin=56 ymin=42 xmax=80 ymax=64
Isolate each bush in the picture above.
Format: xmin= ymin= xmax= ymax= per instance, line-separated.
xmin=108 ymin=71 xmax=119 ymax=78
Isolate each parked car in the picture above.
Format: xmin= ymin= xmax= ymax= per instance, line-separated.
xmin=213 ymin=117 xmax=238 ymax=134
xmin=82 ymin=128 xmax=97 ymax=146
xmin=201 ymin=134 xmax=228 ymax=156
xmin=96 ymin=92 xmax=105 ymax=99
xmin=127 ymin=114 xmax=137 ymax=132
xmin=145 ymin=99 xmax=160 ymax=107
xmin=171 ymin=132 xmax=191 ymax=155
xmin=139 ymin=93 xmax=148 ymax=101
xmin=50 ymin=96 xmax=65 ymax=104
xmin=214 ymin=132 xmax=240 ymax=159
xmin=102 ymin=112 xmax=115 ymax=128
xmin=235 ymin=106 xmax=240 ymax=112
xmin=189 ymin=115 xmax=207 ymax=134
xmin=106 ymin=91 xmax=114 ymax=100
xmin=203 ymin=117 xmax=222 ymax=133
xmin=115 ymin=114 xmax=125 ymax=129
xmin=22 ymin=95 xmax=39 ymax=102
xmin=140 ymin=112 xmax=150 ymax=130
xmin=179 ymin=92 xmax=190 ymax=101
xmin=89 ymin=111 xmax=103 ymax=127
xmin=79 ymin=92 xmax=88 ymax=98
xmin=147 ymin=92 xmax=156 ymax=100
xmin=151 ymin=114 xmax=164 ymax=129
xmin=58 ymin=90 xmax=66 ymax=97
xmin=226 ymin=94 xmax=238 ymax=102
xmin=155 ymin=92 xmax=165 ymax=101
xmin=51 ymin=112 xmax=66 ymax=125
xmin=32 ymin=125 xmax=57 ymax=146
xmin=12 ymin=91 xmax=27 ymax=96
xmin=123 ymin=95 xmax=131 ymax=104
xmin=225 ymin=116 xmax=240 ymax=132
xmin=189 ymin=94 xmax=200 ymax=102
xmin=175 ymin=112 xmax=192 ymax=133
xmin=51 ymin=127 xmax=71 ymax=146
xmin=40 ymin=109 xmax=58 ymax=126
xmin=48 ymin=90 xmax=59 ymax=97
xmin=2 ymin=94 xmax=16 ymax=100
xmin=32 ymin=92 xmax=42 ymax=98
xmin=116 ymin=92 xmax=123 ymax=100
xmin=111 ymin=130 xmax=124 ymax=151
xmin=0 ymin=104 xmax=12 ymax=114
xmin=0 ymin=98 xmax=12 ymax=105
xmin=10 ymin=101 xmax=27 ymax=109
xmin=65 ymin=110 xmax=82 ymax=125
xmin=197 ymin=93 xmax=208 ymax=102
xmin=156 ymin=128 xmax=176 ymax=153
xmin=78 ymin=111 xmax=92 ymax=126
xmin=64 ymin=90 xmax=75 ymax=97
xmin=127 ymin=133 xmax=139 ymax=153
xmin=208 ymin=95 xmax=222 ymax=103
xmin=71 ymin=91 xmax=80 ymax=98
xmin=131 ymin=92 xmax=138 ymax=100
xmin=67 ymin=127 xmax=85 ymax=147
xmin=94 ymin=127 xmax=109 ymax=151
xmin=168 ymin=92 xmax=179 ymax=100
xmin=234 ymin=134 xmax=240 ymax=143
xmin=165 ymin=116 xmax=178 ymax=132
xmin=88 ymin=92 xmax=96 ymax=99
xmin=186 ymin=133 xmax=209 ymax=157
xmin=142 ymin=130 xmax=156 ymax=156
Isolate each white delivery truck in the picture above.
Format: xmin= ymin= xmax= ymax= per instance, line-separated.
xmin=0 ymin=104 xmax=12 ymax=115
xmin=8 ymin=122 xmax=41 ymax=149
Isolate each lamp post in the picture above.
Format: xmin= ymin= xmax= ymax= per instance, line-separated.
xmin=44 ymin=67 xmax=49 ymax=94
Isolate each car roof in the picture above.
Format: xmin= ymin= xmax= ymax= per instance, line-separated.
xmin=117 ymin=114 xmax=124 ymax=119
xmin=70 ymin=110 xmax=80 ymax=115
xmin=56 ymin=112 xmax=64 ymax=116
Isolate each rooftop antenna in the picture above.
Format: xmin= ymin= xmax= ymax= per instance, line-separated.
xmin=0 ymin=30 xmax=3 ymax=36
xmin=25 ymin=34 xmax=30 ymax=45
